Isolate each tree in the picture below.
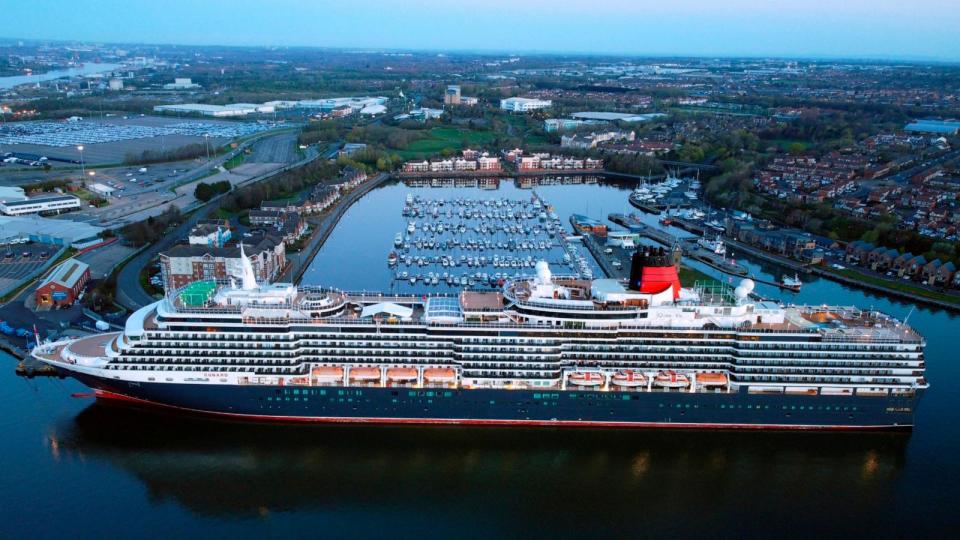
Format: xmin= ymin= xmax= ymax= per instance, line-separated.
xmin=787 ymin=142 xmax=806 ymax=155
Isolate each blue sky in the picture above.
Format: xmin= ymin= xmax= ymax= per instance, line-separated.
xmin=6 ymin=0 xmax=960 ymax=61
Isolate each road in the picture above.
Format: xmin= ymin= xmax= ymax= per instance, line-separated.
xmin=886 ymin=148 xmax=960 ymax=185
xmin=249 ymin=132 xmax=297 ymax=163
xmin=114 ymin=142 xmax=337 ymax=311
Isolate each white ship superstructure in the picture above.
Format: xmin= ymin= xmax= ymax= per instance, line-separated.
xmin=35 ymin=249 xmax=926 ymax=405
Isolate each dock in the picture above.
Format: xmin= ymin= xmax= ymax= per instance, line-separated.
xmin=608 ymin=213 xmax=679 ymax=246
xmin=2 ymin=336 xmax=60 ymax=378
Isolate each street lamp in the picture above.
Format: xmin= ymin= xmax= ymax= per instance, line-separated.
xmin=77 ymin=145 xmax=85 ymax=177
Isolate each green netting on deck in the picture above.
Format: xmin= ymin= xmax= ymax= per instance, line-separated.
xmin=178 ymin=280 xmax=217 ymax=307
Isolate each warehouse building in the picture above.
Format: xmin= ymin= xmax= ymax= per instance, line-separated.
xmin=153 ymin=103 xmax=273 ymax=117
xmin=570 ymin=112 xmax=667 ymax=123
xmin=500 ymin=97 xmax=552 ymax=113
xmin=904 ymin=119 xmax=960 ymax=135
xmin=0 ymin=215 xmax=104 ymax=247
xmin=35 ymin=258 xmax=91 ymax=308
xmin=90 ymin=183 xmax=115 ymax=197
xmin=0 ymin=195 xmax=81 ymax=216
xmin=0 ymin=186 xmax=27 ymax=203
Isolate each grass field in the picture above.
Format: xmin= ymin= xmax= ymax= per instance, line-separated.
xmin=396 ymin=127 xmax=496 ymax=159
xmin=679 ymin=265 xmax=715 ymax=284
xmin=223 ymin=153 xmax=246 ymax=170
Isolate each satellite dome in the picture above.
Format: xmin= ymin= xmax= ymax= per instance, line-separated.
xmin=734 ymin=278 xmax=755 ymax=299
xmin=535 ymin=260 xmax=552 ymax=284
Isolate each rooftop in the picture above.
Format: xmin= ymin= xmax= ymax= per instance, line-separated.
xmin=39 ymin=257 xmax=89 ymax=289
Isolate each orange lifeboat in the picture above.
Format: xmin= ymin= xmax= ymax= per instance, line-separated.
xmin=697 ymin=372 xmax=728 ymax=387
xmin=349 ymin=367 xmax=381 ymax=381
xmin=611 ymin=370 xmax=648 ymax=387
xmin=568 ymin=371 xmax=604 ymax=386
xmin=423 ymin=368 xmax=457 ymax=382
xmin=386 ymin=367 xmax=419 ymax=381
xmin=311 ymin=366 xmax=344 ymax=382
xmin=654 ymin=370 xmax=690 ymax=388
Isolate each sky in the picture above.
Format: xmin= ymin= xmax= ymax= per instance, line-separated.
xmin=5 ymin=0 xmax=960 ymax=61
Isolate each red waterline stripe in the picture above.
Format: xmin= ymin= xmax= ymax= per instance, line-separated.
xmin=92 ymin=390 xmax=911 ymax=431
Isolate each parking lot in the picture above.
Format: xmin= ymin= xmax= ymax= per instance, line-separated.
xmin=0 ymin=115 xmax=275 ymax=165
xmin=0 ymin=242 xmax=58 ymax=294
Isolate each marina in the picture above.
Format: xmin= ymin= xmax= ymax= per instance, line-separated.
xmin=387 ymin=193 xmax=597 ymax=291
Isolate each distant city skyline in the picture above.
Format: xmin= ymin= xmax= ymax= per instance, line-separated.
xmin=5 ymin=0 xmax=960 ymax=62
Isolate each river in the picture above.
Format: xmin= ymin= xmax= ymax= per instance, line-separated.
xmin=0 ymin=63 xmax=124 ymax=90
xmin=1 ymin=177 xmax=957 ymax=538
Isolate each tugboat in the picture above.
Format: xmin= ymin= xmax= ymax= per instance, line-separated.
xmin=387 ymin=251 xmax=398 ymax=266
xmin=781 ymin=273 xmax=802 ymax=292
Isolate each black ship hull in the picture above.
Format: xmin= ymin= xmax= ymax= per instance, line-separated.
xmin=69 ymin=371 xmax=919 ymax=430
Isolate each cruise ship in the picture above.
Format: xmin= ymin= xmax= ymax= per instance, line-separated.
xmin=33 ymin=246 xmax=927 ymax=430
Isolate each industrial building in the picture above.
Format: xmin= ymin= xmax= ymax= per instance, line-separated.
xmin=296 ymin=97 xmax=388 ymax=113
xmin=89 ymin=183 xmax=115 ymax=197
xmin=0 ymin=215 xmax=104 ymax=247
xmin=570 ymin=112 xmax=666 ymax=123
xmin=153 ymin=103 xmax=275 ymax=117
xmin=0 ymin=195 xmax=81 ymax=216
xmin=34 ymin=258 xmax=91 ymax=308
xmin=163 ymin=77 xmax=201 ymax=90
xmin=543 ymin=118 xmax=605 ymax=132
xmin=0 ymin=186 xmax=27 ymax=203
xmin=904 ymin=119 xmax=960 ymax=135
xmin=500 ymin=97 xmax=552 ymax=113
xmin=394 ymin=107 xmax=443 ymax=121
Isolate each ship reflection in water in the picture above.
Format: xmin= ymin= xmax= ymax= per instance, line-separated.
xmin=52 ymin=402 xmax=910 ymax=537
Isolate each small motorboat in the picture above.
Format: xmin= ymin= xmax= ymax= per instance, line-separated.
xmin=781 ymin=273 xmax=802 ymax=292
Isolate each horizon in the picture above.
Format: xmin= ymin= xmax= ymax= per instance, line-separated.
xmin=5 ymin=0 xmax=960 ymax=62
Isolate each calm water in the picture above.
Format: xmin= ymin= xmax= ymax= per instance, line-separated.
xmin=0 ymin=63 xmax=123 ymax=90
xmin=2 ymin=178 xmax=959 ymax=538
